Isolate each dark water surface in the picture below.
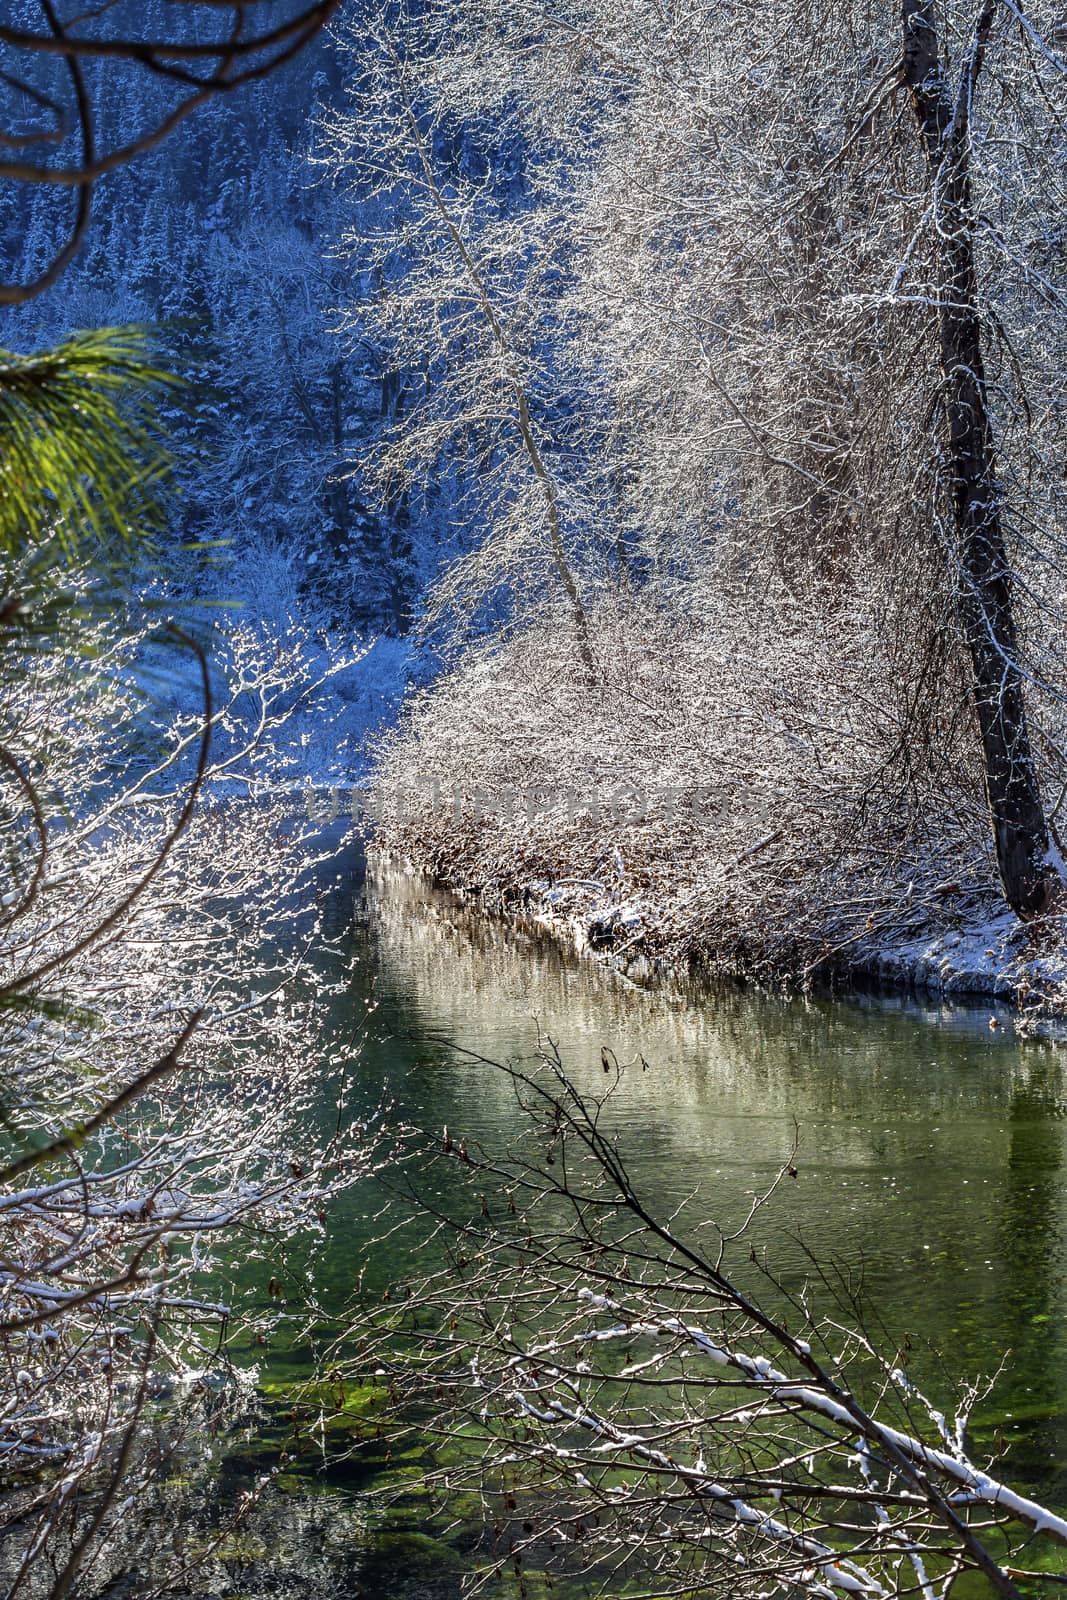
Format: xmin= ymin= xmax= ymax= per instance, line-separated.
xmin=208 ymin=852 xmax=1067 ymax=1595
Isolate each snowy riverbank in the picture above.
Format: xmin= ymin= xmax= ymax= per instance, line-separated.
xmin=374 ymin=854 xmax=1067 ymax=1020
xmin=364 ymin=601 xmax=1067 ymax=1023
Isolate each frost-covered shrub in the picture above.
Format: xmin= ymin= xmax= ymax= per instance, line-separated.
xmin=370 ymin=584 xmax=1005 ymax=980
xmin=0 ymin=588 xmax=375 ymax=1591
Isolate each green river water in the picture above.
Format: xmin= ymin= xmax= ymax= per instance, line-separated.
xmin=194 ymin=850 xmax=1067 ymax=1596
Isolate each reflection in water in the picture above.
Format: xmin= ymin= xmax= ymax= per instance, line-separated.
xmin=170 ymin=858 xmax=1067 ymax=1597
xmin=355 ymin=864 xmax=1067 ymax=1430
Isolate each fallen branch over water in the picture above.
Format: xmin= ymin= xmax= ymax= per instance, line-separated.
xmin=344 ymin=1044 xmax=1067 ymax=1600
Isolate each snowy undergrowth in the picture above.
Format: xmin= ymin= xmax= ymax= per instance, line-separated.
xmin=0 ymin=572 xmax=387 ymax=1589
xmin=140 ymin=534 xmax=413 ymax=793
xmin=370 ymin=592 xmax=1067 ymax=1014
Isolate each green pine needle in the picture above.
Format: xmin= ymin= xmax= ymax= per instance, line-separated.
xmin=0 ymin=326 xmax=180 ymax=559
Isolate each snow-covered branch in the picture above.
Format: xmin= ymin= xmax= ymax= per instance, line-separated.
xmin=345 ymin=1046 xmax=1061 ymax=1600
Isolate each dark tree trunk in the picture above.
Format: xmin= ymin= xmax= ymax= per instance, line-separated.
xmin=902 ymin=0 xmax=1058 ymax=915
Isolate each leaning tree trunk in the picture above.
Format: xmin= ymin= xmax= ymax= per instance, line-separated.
xmin=902 ymin=0 xmax=1058 ymax=915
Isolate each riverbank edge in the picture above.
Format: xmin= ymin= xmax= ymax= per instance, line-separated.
xmin=369 ymin=847 xmax=1067 ymax=1021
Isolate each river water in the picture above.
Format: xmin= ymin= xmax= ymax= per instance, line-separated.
xmin=207 ymin=852 xmax=1067 ymax=1596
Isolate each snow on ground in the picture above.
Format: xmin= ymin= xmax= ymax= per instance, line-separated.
xmin=855 ymin=911 xmax=1025 ymax=998
xmin=133 ymin=548 xmax=415 ymax=804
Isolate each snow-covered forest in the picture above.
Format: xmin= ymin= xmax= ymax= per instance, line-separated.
xmin=358 ymin=0 xmax=1067 ymax=992
xmin=9 ymin=0 xmax=1067 ymax=989
xmin=4 ymin=2 xmax=1067 ymax=1597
